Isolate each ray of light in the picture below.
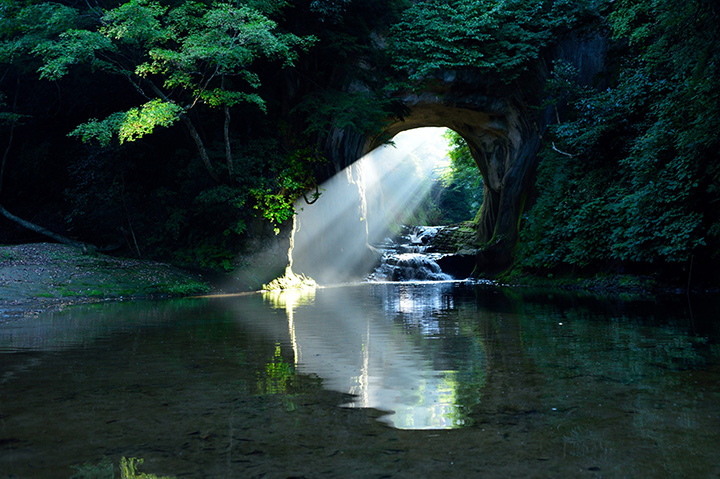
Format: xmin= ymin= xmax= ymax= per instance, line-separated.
xmin=291 ymin=128 xmax=451 ymax=285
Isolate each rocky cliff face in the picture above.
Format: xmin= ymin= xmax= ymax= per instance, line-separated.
xmin=318 ymin=31 xmax=608 ymax=276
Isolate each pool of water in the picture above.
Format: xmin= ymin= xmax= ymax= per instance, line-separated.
xmin=1 ymin=282 xmax=719 ymax=478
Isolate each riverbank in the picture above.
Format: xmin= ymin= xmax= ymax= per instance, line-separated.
xmin=427 ymin=223 xmax=717 ymax=295
xmin=0 ymin=243 xmax=212 ymax=320
xmin=2 ymin=240 xmax=714 ymax=324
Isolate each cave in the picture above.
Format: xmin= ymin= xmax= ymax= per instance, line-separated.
xmin=238 ymin=34 xmax=607 ymax=286
xmin=319 ymin=84 xmax=541 ymax=275
xmin=315 ymin=33 xmax=606 ymax=276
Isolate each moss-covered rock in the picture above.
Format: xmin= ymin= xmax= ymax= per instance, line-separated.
xmin=426 ymin=221 xmax=479 ymax=255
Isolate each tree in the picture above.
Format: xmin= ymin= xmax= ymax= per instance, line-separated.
xmin=515 ymin=0 xmax=720 ymax=274
xmin=0 ymin=1 xmax=95 ymax=248
xmin=13 ymin=0 xmax=313 ymax=182
xmin=437 ymin=130 xmax=483 ymax=223
xmin=388 ymin=0 xmax=600 ymax=84
xmin=0 ymin=0 xmax=321 ymax=256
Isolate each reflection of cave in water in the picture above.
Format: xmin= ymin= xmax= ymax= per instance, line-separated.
xmin=262 ymin=283 xmax=485 ymax=429
xmin=378 ymin=283 xmax=456 ymax=335
xmin=4 ymin=285 xmax=720 ymax=478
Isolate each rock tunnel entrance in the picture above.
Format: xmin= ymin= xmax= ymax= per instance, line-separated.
xmin=241 ymin=35 xmax=604 ymax=287
xmin=316 ymin=90 xmax=543 ymax=278
xmin=290 ymin=86 xmax=543 ymax=285
xmin=376 ymin=99 xmax=539 ymax=246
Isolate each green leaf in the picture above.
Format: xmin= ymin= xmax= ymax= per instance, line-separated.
xmin=69 ymin=100 xmax=182 ymax=145
xmin=118 ymin=99 xmax=183 ymax=143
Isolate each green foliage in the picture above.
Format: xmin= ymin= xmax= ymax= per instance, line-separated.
xmin=3 ymin=0 xmax=313 ymax=148
xmin=250 ymin=188 xmax=295 ymax=227
xmin=173 ymin=240 xmax=236 ymax=271
xmin=437 ymin=130 xmax=483 ymax=222
xmin=257 ymin=344 xmax=297 ymax=394
xmin=286 ymin=0 xmax=408 ymax=145
xmin=517 ymin=0 xmax=720 ymax=273
xmin=71 ymin=456 xmax=175 ymax=479
xmin=294 ymin=90 xmax=392 ymax=137
xmin=5 ymin=0 xmax=716 ymax=282
xmin=0 ymin=0 xmax=322 ymax=265
xmin=243 ymin=0 xmax=289 ymax=16
xmin=101 ymin=0 xmax=168 ymax=50
xmin=161 ymin=280 xmax=211 ymax=296
xmin=118 ymin=100 xmax=183 ymax=143
xmin=34 ymin=30 xmax=113 ymax=81
xmin=134 ymin=2 xmax=315 ymax=91
xmin=309 ymin=0 xmax=352 ymax=23
xmin=147 ymin=182 xmax=248 ymax=270
xmin=139 ymin=139 xmax=323 ymax=269
xmin=388 ymin=0 xmax=600 ymax=83
xmin=246 ymin=147 xmax=326 ymax=229
xmin=70 ymin=100 xmax=183 ymax=146
xmin=120 ymin=457 xmax=175 ymax=479
xmin=66 ymin=112 xmax=124 ymax=147
xmin=396 ymin=130 xmax=484 ymax=227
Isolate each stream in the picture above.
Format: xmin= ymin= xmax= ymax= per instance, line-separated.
xmin=2 ymin=282 xmax=720 ymax=478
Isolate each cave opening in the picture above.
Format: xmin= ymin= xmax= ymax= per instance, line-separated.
xmin=291 ymin=127 xmax=483 ymax=285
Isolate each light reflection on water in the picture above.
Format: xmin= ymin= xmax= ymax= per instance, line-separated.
xmin=1 ymin=283 xmax=720 ymax=478
xmin=262 ymin=282 xmax=481 ymax=429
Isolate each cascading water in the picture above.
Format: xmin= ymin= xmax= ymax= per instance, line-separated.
xmin=367 ymin=225 xmax=453 ymax=282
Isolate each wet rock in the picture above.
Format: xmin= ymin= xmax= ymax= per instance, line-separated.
xmin=436 ymin=254 xmax=476 ymax=279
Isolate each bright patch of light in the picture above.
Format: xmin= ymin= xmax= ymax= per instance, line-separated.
xmin=292 ymin=128 xmax=451 ymax=285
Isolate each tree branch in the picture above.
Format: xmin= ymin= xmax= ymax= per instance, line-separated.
xmin=180 ymin=114 xmax=221 ymax=183
xmin=190 ymin=64 xmax=220 ymax=110
xmin=0 ymin=204 xmax=92 ymax=251
xmin=551 ymin=141 xmax=575 ymax=158
xmin=144 ymin=79 xmax=220 ymax=182
xmin=222 ymin=75 xmax=233 ymax=175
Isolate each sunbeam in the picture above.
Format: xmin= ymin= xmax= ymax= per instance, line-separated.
xmin=292 ymin=128 xmax=451 ymax=285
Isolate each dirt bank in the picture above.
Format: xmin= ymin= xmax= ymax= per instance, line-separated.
xmin=0 ymin=243 xmax=211 ymax=319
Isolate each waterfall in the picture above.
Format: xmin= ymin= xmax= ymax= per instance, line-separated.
xmin=367 ymin=226 xmax=453 ymax=282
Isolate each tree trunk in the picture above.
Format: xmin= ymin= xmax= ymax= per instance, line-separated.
xmin=144 ymin=79 xmax=220 ymax=183
xmin=180 ymin=114 xmax=221 ymax=183
xmin=222 ymin=75 xmax=233 ymax=175
xmin=224 ymin=106 xmax=232 ymax=175
xmin=0 ymin=204 xmax=91 ymax=251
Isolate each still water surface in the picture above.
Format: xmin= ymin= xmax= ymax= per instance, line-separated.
xmin=1 ymin=282 xmax=719 ymax=478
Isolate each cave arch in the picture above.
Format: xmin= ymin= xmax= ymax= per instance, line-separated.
xmin=308 ymin=32 xmax=608 ymax=276
xmin=322 ymin=88 xmax=542 ymax=275
xmin=238 ymin=34 xmax=606 ymax=286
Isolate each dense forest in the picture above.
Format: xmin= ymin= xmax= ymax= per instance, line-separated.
xmin=0 ymin=0 xmax=718 ymax=286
